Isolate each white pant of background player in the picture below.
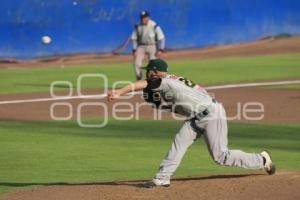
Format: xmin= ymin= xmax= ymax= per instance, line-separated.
xmin=133 ymin=44 xmax=156 ymax=80
xmin=155 ymin=102 xmax=264 ymax=181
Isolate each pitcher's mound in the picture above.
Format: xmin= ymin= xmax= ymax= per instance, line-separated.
xmin=5 ymin=170 xmax=300 ymax=200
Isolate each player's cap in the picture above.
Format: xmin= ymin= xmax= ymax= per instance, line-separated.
xmin=140 ymin=10 xmax=150 ymax=18
xmin=142 ymin=59 xmax=168 ymax=72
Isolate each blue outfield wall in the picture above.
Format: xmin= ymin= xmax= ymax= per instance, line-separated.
xmin=1 ymin=0 xmax=300 ymax=59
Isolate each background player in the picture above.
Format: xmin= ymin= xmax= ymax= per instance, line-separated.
xmin=131 ymin=11 xmax=165 ymax=80
xmin=107 ymin=58 xmax=276 ymax=187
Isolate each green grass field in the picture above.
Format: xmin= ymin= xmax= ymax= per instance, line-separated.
xmin=0 ymin=53 xmax=300 ymax=94
xmin=0 ymin=53 xmax=300 ymax=197
xmin=0 ymin=119 xmax=299 ymax=195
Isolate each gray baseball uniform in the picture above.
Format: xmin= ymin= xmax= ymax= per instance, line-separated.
xmin=131 ymin=20 xmax=165 ymax=80
xmin=148 ymin=74 xmax=264 ymax=181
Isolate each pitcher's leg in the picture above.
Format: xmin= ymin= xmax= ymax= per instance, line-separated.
xmin=155 ymin=121 xmax=197 ymax=179
xmin=201 ymin=104 xmax=264 ymax=169
xmin=133 ymin=46 xmax=145 ymax=80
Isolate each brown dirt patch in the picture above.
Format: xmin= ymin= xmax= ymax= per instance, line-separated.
xmin=0 ymin=86 xmax=299 ymax=123
xmin=1 ymin=35 xmax=300 ymax=69
xmin=3 ymin=170 xmax=300 ymax=200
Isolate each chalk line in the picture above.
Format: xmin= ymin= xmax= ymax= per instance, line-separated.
xmin=0 ymin=80 xmax=299 ymax=105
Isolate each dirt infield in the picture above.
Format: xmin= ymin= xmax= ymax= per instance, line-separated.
xmin=3 ymin=170 xmax=300 ymax=200
xmin=0 ymin=86 xmax=299 ymax=123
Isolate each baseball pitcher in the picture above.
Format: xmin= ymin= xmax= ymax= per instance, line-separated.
xmin=107 ymin=59 xmax=275 ymax=187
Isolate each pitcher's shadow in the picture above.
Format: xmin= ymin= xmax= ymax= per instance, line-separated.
xmin=0 ymin=173 xmax=264 ymax=189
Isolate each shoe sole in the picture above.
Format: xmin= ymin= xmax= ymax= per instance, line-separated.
xmin=264 ymin=150 xmax=276 ymax=175
xmin=267 ymin=163 xmax=276 ymax=175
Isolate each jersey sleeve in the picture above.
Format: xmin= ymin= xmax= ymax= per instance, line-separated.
xmin=131 ymin=32 xmax=137 ymax=40
xmin=131 ymin=25 xmax=138 ymax=41
xmin=155 ymin=26 xmax=165 ymax=41
xmin=131 ymin=26 xmax=138 ymax=50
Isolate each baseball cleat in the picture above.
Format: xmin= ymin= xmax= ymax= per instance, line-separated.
xmin=143 ymin=178 xmax=170 ymax=188
xmin=261 ymin=151 xmax=276 ymax=175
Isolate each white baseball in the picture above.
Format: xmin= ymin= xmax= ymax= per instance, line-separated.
xmin=41 ymin=36 xmax=52 ymax=44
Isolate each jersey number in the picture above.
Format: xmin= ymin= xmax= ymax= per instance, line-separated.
xmin=178 ymin=77 xmax=196 ymax=88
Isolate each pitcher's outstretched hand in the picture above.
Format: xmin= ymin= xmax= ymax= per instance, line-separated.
xmin=107 ymin=90 xmax=121 ymax=102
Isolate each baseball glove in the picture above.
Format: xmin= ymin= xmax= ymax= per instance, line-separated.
xmin=143 ymin=88 xmax=161 ymax=108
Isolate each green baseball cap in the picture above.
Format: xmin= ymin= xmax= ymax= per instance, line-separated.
xmin=141 ymin=59 xmax=168 ymax=72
